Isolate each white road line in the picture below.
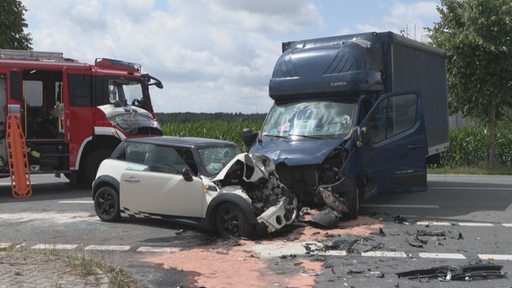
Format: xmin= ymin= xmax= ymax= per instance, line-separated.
xmin=317 ymin=250 xmax=347 ymax=256
xmin=84 ymin=245 xmax=131 ymax=251
xmin=0 ymin=243 xmax=11 ymax=249
xmin=58 ymin=200 xmax=94 ymax=204
xmin=362 ymin=251 xmax=408 ymax=258
xmin=419 ymin=252 xmax=466 ymax=259
xmin=430 ymin=187 xmax=512 ymax=191
xmin=31 ymin=244 xmax=78 ymax=250
xmin=478 ymin=254 xmax=512 ymax=261
xmin=458 ymin=222 xmax=494 ymax=227
xmin=416 ymin=221 xmax=452 ymax=226
xmin=503 ymin=223 xmax=512 ymax=227
xmin=362 ymin=204 xmax=439 ymax=209
xmin=136 ymin=246 xmax=181 ymax=253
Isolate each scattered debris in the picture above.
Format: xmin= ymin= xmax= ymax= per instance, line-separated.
xmin=310 ymin=208 xmax=342 ymax=229
xmin=393 ymin=215 xmax=408 ymax=224
xmin=397 ymin=263 xmax=506 ymax=281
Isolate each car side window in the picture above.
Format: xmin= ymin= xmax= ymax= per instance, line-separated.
xmin=125 ymin=143 xmax=155 ymax=165
xmin=150 ymin=146 xmax=196 ymax=175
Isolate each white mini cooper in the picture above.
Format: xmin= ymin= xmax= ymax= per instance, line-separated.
xmin=92 ymin=136 xmax=297 ymax=238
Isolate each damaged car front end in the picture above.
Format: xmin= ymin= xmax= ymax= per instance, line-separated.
xmin=213 ymin=153 xmax=298 ymax=234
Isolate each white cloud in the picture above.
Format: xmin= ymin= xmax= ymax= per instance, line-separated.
xmin=21 ymin=0 xmax=439 ymax=113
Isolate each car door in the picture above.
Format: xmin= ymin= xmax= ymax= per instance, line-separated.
xmin=120 ymin=144 xmax=205 ymax=218
xmin=358 ymin=90 xmax=428 ymax=194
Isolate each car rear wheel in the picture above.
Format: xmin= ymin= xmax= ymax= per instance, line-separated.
xmin=215 ymin=202 xmax=252 ymax=238
xmin=94 ymin=186 xmax=121 ymax=222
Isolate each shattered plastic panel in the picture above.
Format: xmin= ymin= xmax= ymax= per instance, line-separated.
xmin=214 ymin=153 xmax=297 ymax=233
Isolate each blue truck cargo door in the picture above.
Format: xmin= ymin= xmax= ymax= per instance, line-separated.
xmin=358 ymin=90 xmax=428 ymax=194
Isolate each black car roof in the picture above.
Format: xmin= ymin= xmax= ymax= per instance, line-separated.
xmin=124 ymin=136 xmax=237 ymax=148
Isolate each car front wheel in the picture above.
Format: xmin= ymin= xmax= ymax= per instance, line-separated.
xmin=94 ymin=186 xmax=121 ymax=222
xmin=215 ymin=202 xmax=252 ymax=238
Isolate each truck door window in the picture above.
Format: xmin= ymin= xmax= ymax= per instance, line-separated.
xmin=366 ymin=93 xmax=417 ymax=143
xmin=0 ymin=75 xmax=6 ymax=128
xmin=68 ymin=74 xmax=92 ymax=106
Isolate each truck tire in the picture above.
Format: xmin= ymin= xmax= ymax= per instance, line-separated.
xmin=343 ymin=183 xmax=360 ymax=220
xmin=79 ymin=149 xmax=111 ymax=185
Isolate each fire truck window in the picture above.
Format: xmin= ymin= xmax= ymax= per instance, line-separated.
xmin=23 ymin=81 xmax=43 ymax=107
xmin=68 ymin=74 xmax=92 ymax=106
xmin=0 ymin=76 xmax=6 ymax=127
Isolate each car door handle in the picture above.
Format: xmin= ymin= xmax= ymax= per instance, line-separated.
xmin=123 ymin=177 xmax=140 ymax=183
xmin=407 ymin=144 xmax=423 ymax=150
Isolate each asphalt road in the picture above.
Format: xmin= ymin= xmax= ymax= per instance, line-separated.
xmin=1 ymin=174 xmax=511 ymax=287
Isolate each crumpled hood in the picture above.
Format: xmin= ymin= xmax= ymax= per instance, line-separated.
xmin=250 ymin=138 xmax=344 ymax=166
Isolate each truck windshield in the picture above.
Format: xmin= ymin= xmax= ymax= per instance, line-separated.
xmin=262 ymin=101 xmax=357 ymax=138
xmin=108 ymin=79 xmax=144 ymax=107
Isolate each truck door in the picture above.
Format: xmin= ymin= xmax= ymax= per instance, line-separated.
xmin=358 ymin=90 xmax=428 ymax=194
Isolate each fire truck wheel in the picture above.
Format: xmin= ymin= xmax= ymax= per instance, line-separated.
xmin=81 ymin=149 xmax=112 ymax=185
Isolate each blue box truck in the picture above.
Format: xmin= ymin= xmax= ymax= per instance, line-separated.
xmin=243 ymin=31 xmax=449 ymax=219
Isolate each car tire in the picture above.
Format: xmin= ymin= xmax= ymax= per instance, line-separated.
xmin=215 ymin=202 xmax=252 ymax=238
xmin=94 ymin=186 xmax=121 ymax=222
xmin=343 ymin=183 xmax=360 ymax=220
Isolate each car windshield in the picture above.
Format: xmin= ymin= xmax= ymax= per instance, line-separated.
xmin=261 ymin=101 xmax=357 ymax=138
xmin=198 ymin=146 xmax=241 ymax=176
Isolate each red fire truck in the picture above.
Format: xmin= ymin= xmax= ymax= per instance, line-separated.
xmin=0 ymin=49 xmax=163 ymax=185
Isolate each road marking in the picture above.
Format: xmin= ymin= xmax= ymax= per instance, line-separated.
xmin=136 ymin=246 xmax=181 ymax=253
xmin=362 ymin=251 xmax=408 ymax=258
xmin=317 ymin=250 xmax=347 ymax=256
xmin=458 ymin=222 xmax=494 ymax=227
xmin=416 ymin=221 xmax=452 ymax=226
xmin=478 ymin=254 xmax=512 ymax=261
xmin=362 ymin=204 xmax=439 ymax=209
xmin=31 ymin=244 xmax=78 ymax=250
xmin=0 ymin=243 xmax=11 ymax=249
xmin=419 ymin=252 xmax=466 ymax=259
xmin=84 ymin=245 xmax=131 ymax=251
xmin=58 ymin=200 xmax=94 ymax=204
xmin=430 ymin=187 xmax=512 ymax=191
xmin=503 ymin=223 xmax=512 ymax=227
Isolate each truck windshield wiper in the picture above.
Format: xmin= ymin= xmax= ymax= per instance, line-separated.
xmin=289 ymin=134 xmax=322 ymax=139
xmin=262 ymin=133 xmax=289 ymax=139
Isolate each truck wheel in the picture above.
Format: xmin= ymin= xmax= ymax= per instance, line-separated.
xmin=80 ymin=149 xmax=111 ymax=185
xmin=94 ymin=186 xmax=120 ymax=222
xmin=215 ymin=202 xmax=253 ymax=238
xmin=343 ymin=183 xmax=360 ymax=220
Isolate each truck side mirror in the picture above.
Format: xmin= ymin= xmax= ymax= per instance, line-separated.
xmin=353 ymin=126 xmax=368 ymax=147
xmin=242 ymin=128 xmax=259 ymax=150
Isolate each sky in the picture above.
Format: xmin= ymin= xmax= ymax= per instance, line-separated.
xmin=22 ymin=0 xmax=441 ymax=114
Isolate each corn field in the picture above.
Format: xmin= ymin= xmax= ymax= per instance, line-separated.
xmin=438 ymin=127 xmax=512 ymax=168
xmin=161 ymin=120 xmax=263 ymax=151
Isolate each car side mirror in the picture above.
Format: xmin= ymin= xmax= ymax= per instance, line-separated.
xmin=242 ymin=128 xmax=259 ymax=150
xmin=182 ymin=168 xmax=194 ymax=182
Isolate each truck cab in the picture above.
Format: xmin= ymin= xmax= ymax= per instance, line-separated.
xmin=0 ymin=50 xmax=163 ymax=185
xmin=243 ymin=32 xmax=449 ymax=219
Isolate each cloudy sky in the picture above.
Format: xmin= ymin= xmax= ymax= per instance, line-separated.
xmin=23 ymin=0 xmax=441 ymax=114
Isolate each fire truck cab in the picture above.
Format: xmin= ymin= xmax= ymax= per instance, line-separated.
xmin=0 ymin=49 xmax=163 ymax=184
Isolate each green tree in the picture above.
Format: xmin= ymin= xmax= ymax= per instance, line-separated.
xmin=0 ymin=0 xmax=32 ymax=49
xmin=430 ymin=0 xmax=512 ymax=168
